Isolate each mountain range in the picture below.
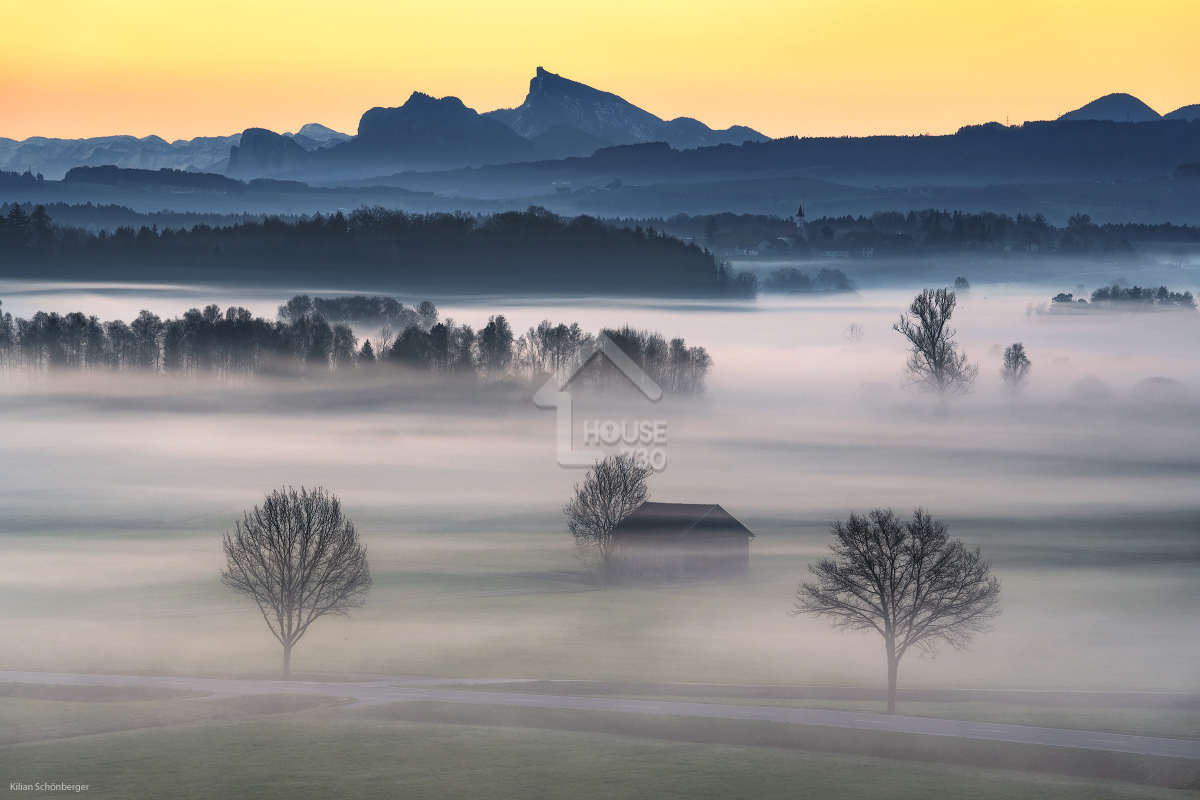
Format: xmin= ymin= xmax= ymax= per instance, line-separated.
xmin=6 ymin=68 xmax=768 ymax=180
xmin=0 ymin=124 xmax=349 ymax=180
xmin=25 ymin=107 xmax=1200 ymax=227
xmin=3 ymin=75 xmax=1197 ymax=192
xmin=370 ymin=118 xmax=1200 ymax=204
xmin=227 ymin=67 xmax=770 ymax=179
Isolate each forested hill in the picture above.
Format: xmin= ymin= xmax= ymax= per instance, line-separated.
xmin=0 ymin=206 xmax=753 ymax=297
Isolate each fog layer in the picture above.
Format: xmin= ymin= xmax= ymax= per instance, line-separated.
xmin=1 ymin=284 xmax=1197 ymax=691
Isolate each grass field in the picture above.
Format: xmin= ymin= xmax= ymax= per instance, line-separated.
xmin=612 ymin=695 xmax=1200 ymax=740
xmin=0 ymin=686 xmax=349 ymax=746
xmin=2 ymin=693 xmax=1198 ymax=800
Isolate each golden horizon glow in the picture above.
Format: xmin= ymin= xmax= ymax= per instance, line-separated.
xmin=3 ymin=0 xmax=1197 ymax=142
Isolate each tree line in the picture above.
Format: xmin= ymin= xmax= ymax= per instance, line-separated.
xmin=762 ymin=267 xmax=854 ymax=293
xmin=0 ymin=200 xmax=263 ymax=231
xmin=278 ymin=294 xmax=437 ymax=330
xmin=0 ymin=170 xmax=46 ymax=188
xmin=0 ymin=301 xmax=356 ymax=375
xmin=7 ymin=200 xmax=1192 ymax=277
xmin=1052 ymin=284 xmax=1196 ymax=308
xmin=369 ymin=315 xmax=711 ymax=394
xmin=0 ymin=205 xmax=755 ymax=297
xmin=632 ymin=209 xmax=1200 ymax=256
xmin=0 ymin=297 xmax=712 ymax=393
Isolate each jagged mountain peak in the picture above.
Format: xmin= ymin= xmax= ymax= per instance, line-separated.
xmin=486 ymin=66 xmax=767 ymax=151
xmin=347 ymin=91 xmax=533 ymax=167
xmin=356 ymin=92 xmax=500 ymax=140
xmin=227 ymin=127 xmax=309 ymax=176
xmin=528 ymin=66 xmax=626 ymax=103
xmin=400 ymin=91 xmax=468 ymax=110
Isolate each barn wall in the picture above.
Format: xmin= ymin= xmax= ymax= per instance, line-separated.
xmin=612 ymin=532 xmax=750 ymax=580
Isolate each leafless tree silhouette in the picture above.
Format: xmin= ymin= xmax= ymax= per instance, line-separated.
xmin=221 ymin=486 xmax=371 ymax=679
xmin=1001 ymin=342 xmax=1032 ymax=394
xmin=893 ymin=288 xmax=978 ymax=395
xmin=564 ymin=454 xmax=652 ymax=581
xmin=794 ymin=508 xmax=1000 ymax=713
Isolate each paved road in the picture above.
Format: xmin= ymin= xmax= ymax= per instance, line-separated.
xmin=3 ymin=670 xmax=1198 ymax=760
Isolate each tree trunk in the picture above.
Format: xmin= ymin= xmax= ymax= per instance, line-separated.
xmin=886 ymin=643 xmax=898 ymax=714
xmin=282 ymin=642 xmax=292 ymax=681
xmin=600 ymin=548 xmax=619 ymax=587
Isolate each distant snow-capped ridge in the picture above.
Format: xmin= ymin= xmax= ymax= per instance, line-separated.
xmin=0 ymin=122 xmax=349 ymax=180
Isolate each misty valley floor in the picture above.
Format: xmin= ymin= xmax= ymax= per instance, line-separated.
xmin=1 ymin=283 xmax=1199 ymax=797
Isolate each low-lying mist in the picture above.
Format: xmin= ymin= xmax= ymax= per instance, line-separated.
xmin=1 ymin=284 xmax=1197 ymax=694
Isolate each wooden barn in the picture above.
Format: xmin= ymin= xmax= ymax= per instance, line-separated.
xmin=611 ymin=502 xmax=753 ymax=580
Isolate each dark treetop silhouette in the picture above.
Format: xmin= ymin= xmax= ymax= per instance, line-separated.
xmin=794 ymin=508 xmax=1000 ymax=713
xmin=893 ymin=288 xmax=978 ymax=395
xmin=1088 ymin=285 xmax=1196 ymax=308
xmin=1050 ymin=285 xmax=1197 ymax=308
xmin=12 ymin=202 xmax=1200 ymax=256
xmin=0 ymin=298 xmax=712 ymax=394
xmin=221 ymin=486 xmax=371 ymax=679
xmin=1001 ymin=342 xmax=1032 ymax=393
xmin=0 ymin=205 xmax=754 ymax=297
xmin=564 ymin=454 xmax=653 ymax=581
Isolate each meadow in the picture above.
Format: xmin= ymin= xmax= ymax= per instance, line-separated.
xmin=2 ymin=691 xmax=1197 ymax=800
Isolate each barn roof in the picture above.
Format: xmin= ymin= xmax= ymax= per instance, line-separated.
xmin=614 ymin=502 xmax=754 ymax=537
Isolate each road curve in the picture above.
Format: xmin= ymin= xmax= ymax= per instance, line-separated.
xmin=2 ymin=670 xmax=1197 ymax=761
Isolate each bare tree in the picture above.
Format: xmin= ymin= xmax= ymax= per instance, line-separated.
xmin=1001 ymin=342 xmax=1032 ymax=394
xmin=793 ymin=508 xmax=1000 ymax=713
xmin=563 ymin=454 xmax=652 ymax=580
xmin=373 ymin=324 xmax=395 ymax=358
xmin=893 ymin=288 xmax=978 ymax=395
xmin=221 ymin=486 xmax=371 ymax=679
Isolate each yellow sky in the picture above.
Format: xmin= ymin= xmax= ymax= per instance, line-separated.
xmin=3 ymin=0 xmax=1196 ymax=141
